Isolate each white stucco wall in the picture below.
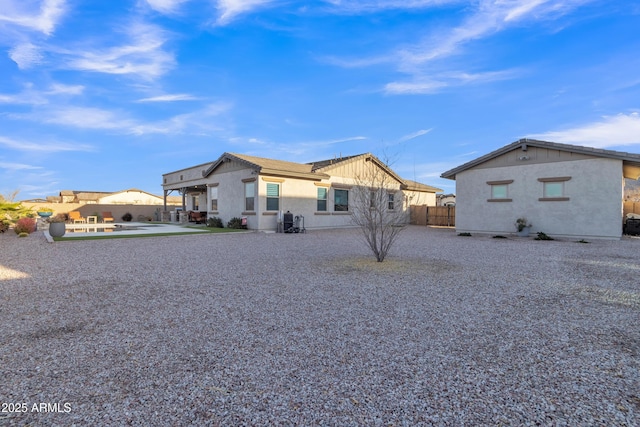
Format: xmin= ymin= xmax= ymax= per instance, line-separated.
xmin=163 ymin=162 xmax=212 ymax=190
xmin=165 ymin=156 xmax=439 ymax=231
xmin=98 ymin=191 xmax=164 ymax=205
xmin=455 ymin=158 xmax=624 ymax=239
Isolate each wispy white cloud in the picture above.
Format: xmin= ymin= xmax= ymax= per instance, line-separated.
xmin=9 ymin=106 xmax=139 ymax=132
xmin=144 ymin=0 xmax=189 ymax=14
xmin=229 ymin=135 xmax=368 ymax=160
xmin=399 ymin=0 xmax=589 ymax=67
xmin=0 ymin=0 xmax=66 ymax=35
xmin=46 ymin=83 xmax=84 ymax=95
xmin=64 ymin=21 xmax=175 ymax=80
xmin=9 ymin=102 xmax=233 ymax=136
xmin=0 ymin=161 xmax=43 ymax=171
xmin=130 ymin=102 xmax=232 ymax=135
xmin=330 ymin=0 xmax=590 ymax=94
xmin=384 ymin=80 xmax=448 ymax=95
xmin=0 ymin=135 xmax=93 ymax=152
xmin=398 ymin=129 xmax=432 ymax=143
xmin=527 ymin=112 xmax=640 ymax=148
xmin=215 ymin=0 xmax=276 ymax=25
xmin=136 ymin=94 xmax=199 ymax=102
xmin=322 ymin=0 xmax=458 ymax=14
xmin=0 ymin=82 xmax=84 ymax=105
xmin=385 ymin=69 xmax=519 ymax=94
xmin=298 ymin=136 xmax=367 ymax=147
xmin=9 ymin=42 xmax=43 ymax=69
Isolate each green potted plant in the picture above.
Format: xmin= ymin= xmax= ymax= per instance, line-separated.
xmin=48 ymin=214 xmax=67 ymax=237
xmin=515 ymin=217 xmax=532 ymax=237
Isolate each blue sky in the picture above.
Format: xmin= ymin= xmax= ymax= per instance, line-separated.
xmin=1 ymin=0 xmax=639 ymax=199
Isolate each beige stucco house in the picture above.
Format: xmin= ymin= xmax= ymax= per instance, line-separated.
xmin=162 ymin=152 xmax=441 ymax=231
xmin=52 ymin=189 xmax=181 ymax=205
xmin=441 ymin=139 xmax=640 ymax=239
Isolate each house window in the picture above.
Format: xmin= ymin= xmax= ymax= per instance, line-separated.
xmin=192 ymin=195 xmax=199 ymax=211
xmin=370 ymin=190 xmax=376 ymax=208
xmin=266 ymin=183 xmax=279 ymax=211
xmin=491 ymin=184 xmax=508 ymax=199
xmin=388 ymin=193 xmax=395 ymax=210
xmin=210 ymin=186 xmax=218 ymax=211
xmin=245 ymin=182 xmax=255 ymax=211
xmin=538 ymin=177 xmax=571 ymax=201
xmin=334 ymin=189 xmax=349 ymax=211
xmin=487 ymin=180 xmax=513 ymax=202
xmin=317 ymin=187 xmax=327 ymax=211
xmin=544 ymin=182 xmax=564 ymax=198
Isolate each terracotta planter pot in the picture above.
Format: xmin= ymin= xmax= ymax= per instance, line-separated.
xmin=49 ymin=222 xmax=66 ymax=237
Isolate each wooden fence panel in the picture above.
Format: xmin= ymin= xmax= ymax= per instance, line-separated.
xmin=410 ymin=205 xmax=455 ymax=227
xmin=410 ymin=205 xmax=428 ymax=225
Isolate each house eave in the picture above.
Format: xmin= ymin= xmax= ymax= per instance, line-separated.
xmin=441 ymin=138 xmax=640 ymax=180
xmin=259 ymin=169 xmax=330 ymax=181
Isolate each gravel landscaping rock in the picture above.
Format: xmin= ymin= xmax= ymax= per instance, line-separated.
xmin=0 ymin=227 xmax=638 ymax=426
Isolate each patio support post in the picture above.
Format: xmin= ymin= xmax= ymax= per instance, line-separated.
xmin=180 ymin=187 xmax=187 ymax=223
xmin=162 ymin=190 xmax=169 ymax=222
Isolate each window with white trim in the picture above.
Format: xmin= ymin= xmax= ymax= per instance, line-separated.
xmin=388 ymin=193 xmax=395 ymax=210
xmin=538 ymin=176 xmax=571 ymax=201
xmin=266 ymin=183 xmax=279 ymax=211
xmin=317 ymin=187 xmax=327 ymax=211
xmin=487 ymin=180 xmax=513 ymax=202
xmin=245 ymin=182 xmax=255 ymax=211
xmin=543 ymin=181 xmax=564 ymax=198
xmin=210 ymin=186 xmax=218 ymax=211
xmin=491 ymin=184 xmax=508 ymax=199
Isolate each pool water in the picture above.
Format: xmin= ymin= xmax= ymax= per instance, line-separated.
xmin=63 ymin=224 xmax=145 ymax=233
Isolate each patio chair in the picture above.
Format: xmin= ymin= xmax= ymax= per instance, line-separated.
xmin=68 ymin=211 xmax=86 ymax=223
xmin=102 ymin=212 xmax=115 ymax=223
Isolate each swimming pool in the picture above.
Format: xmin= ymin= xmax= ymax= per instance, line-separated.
xmin=63 ymin=223 xmax=154 ymax=234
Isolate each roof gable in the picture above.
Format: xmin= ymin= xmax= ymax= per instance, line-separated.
xmin=312 ymin=153 xmax=407 ymax=185
xmin=203 ymin=152 xmax=329 ymax=180
xmin=441 ymin=139 xmax=640 ymax=180
xmin=403 ymin=179 xmax=443 ymax=193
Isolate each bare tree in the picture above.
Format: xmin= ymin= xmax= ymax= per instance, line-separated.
xmin=350 ymin=155 xmax=408 ymax=262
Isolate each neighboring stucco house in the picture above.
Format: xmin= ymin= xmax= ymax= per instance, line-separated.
xmin=436 ymin=193 xmax=456 ymax=206
xmin=97 ymin=189 xmax=178 ymax=205
xmin=440 ymin=139 xmax=640 ymax=239
xmin=52 ymin=189 xmax=181 ymax=205
xmin=162 ymin=152 xmax=442 ymax=231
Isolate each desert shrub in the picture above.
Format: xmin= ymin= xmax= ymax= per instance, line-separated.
xmin=0 ymin=194 xmax=34 ymax=226
xmin=18 ymin=232 xmax=29 ymax=238
xmin=0 ymin=220 xmax=9 ymax=233
xmin=207 ymin=217 xmax=224 ymax=228
xmin=227 ymin=217 xmax=246 ymax=229
xmin=49 ymin=214 xmax=67 ymax=223
xmin=122 ymin=212 xmax=133 ymax=222
xmin=14 ymin=217 xmax=36 ymax=234
xmin=535 ymin=231 xmax=554 ymax=241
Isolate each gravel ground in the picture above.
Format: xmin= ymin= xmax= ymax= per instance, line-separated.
xmin=0 ymin=226 xmax=638 ymax=426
